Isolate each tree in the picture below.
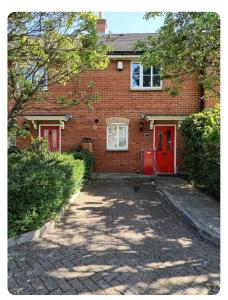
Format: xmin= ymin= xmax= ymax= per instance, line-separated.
xmin=136 ymin=12 xmax=220 ymax=106
xmin=8 ymin=12 xmax=109 ymax=131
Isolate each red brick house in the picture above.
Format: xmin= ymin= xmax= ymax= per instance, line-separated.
xmin=15 ymin=16 xmax=207 ymax=175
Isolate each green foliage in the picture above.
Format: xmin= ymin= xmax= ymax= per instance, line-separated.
xmin=71 ymin=146 xmax=95 ymax=180
xmin=136 ymin=12 xmax=220 ymax=100
xmin=8 ymin=12 xmax=110 ymax=129
xmin=181 ymin=105 xmax=220 ymax=199
xmin=8 ymin=148 xmax=85 ymax=237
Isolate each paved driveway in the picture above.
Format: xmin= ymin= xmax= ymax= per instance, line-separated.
xmin=8 ymin=179 xmax=220 ymax=295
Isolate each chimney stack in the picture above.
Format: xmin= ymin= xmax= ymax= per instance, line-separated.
xmin=96 ymin=12 xmax=106 ymax=35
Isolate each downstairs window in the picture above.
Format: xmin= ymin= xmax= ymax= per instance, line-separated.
xmin=107 ymin=124 xmax=128 ymax=150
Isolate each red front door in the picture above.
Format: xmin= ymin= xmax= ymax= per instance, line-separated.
xmin=40 ymin=126 xmax=60 ymax=152
xmin=154 ymin=125 xmax=175 ymax=174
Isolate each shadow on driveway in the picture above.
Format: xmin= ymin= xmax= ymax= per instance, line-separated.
xmin=8 ymin=179 xmax=220 ymax=295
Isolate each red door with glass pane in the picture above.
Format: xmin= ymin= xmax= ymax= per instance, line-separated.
xmin=154 ymin=125 xmax=175 ymax=174
xmin=40 ymin=126 xmax=60 ymax=152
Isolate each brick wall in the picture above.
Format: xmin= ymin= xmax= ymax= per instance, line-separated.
xmin=16 ymin=59 xmax=202 ymax=173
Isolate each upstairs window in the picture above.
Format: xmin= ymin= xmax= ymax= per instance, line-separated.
xmin=29 ymin=66 xmax=48 ymax=90
xmin=21 ymin=65 xmax=48 ymax=90
xmin=131 ymin=63 xmax=162 ymax=90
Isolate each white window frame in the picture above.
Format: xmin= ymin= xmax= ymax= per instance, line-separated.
xmin=107 ymin=123 xmax=128 ymax=151
xmin=130 ymin=62 xmax=162 ymax=90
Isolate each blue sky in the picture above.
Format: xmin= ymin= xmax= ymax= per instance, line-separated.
xmin=102 ymin=12 xmax=164 ymax=34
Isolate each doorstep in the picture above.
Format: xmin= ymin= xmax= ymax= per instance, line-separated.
xmin=91 ymin=172 xmax=155 ymax=181
xmin=155 ymin=176 xmax=220 ymax=246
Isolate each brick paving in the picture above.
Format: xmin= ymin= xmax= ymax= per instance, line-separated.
xmin=8 ymin=179 xmax=220 ymax=295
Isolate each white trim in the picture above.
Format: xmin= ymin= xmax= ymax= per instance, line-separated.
xmin=39 ymin=124 xmax=62 ymax=152
xmin=145 ymin=115 xmax=187 ymax=121
xmin=109 ymin=55 xmax=141 ymax=60
xmin=106 ymin=117 xmax=129 ymax=125
xmin=106 ymin=123 xmax=128 ymax=151
xmin=31 ymin=120 xmax=37 ymax=129
xmin=153 ymin=124 xmax=177 ymax=175
xmin=24 ymin=115 xmax=72 ymax=121
xmin=130 ymin=62 xmax=163 ymax=90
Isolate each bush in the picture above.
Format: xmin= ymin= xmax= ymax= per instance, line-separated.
xmin=181 ymin=104 xmax=220 ymax=199
xmin=71 ymin=146 xmax=95 ymax=180
xmin=8 ymin=143 xmax=85 ymax=237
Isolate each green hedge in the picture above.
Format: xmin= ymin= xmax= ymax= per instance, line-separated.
xmin=181 ymin=105 xmax=220 ymax=199
xmin=8 ymin=144 xmax=85 ymax=237
xmin=71 ymin=147 xmax=95 ymax=180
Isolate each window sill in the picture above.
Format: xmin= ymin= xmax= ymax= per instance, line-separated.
xmin=130 ymin=87 xmax=162 ymax=91
xmin=107 ymin=149 xmax=128 ymax=152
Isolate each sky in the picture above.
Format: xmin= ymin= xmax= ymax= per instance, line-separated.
xmin=101 ymin=12 xmax=164 ymax=34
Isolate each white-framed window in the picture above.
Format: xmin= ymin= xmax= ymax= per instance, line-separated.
xmin=131 ymin=62 xmax=162 ymax=90
xmin=107 ymin=123 xmax=128 ymax=150
xmin=22 ymin=65 xmax=48 ymax=91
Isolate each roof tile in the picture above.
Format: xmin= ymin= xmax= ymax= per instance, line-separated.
xmin=99 ymin=33 xmax=155 ymax=53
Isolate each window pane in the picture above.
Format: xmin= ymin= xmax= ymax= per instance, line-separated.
xmin=119 ymin=126 xmax=126 ymax=138
xmin=143 ymin=66 xmax=151 ymax=76
xmin=132 ymin=63 xmax=140 ymax=87
xmin=119 ymin=126 xmax=127 ymax=148
xmin=44 ymin=129 xmax=49 ymax=138
xmin=153 ymin=66 xmax=160 ymax=75
xmin=52 ymin=129 xmax=57 ymax=151
xmin=108 ymin=125 xmax=117 ymax=148
xmin=119 ymin=139 xmax=126 ymax=147
xmin=108 ymin=134 xmax=117 ymax=148
xmin=143 ymin=66 xmax=151 ymax=87
xmin=167 ymin=129 xmax=171 ymax=151
xmin=153 ymin=75 xmax=161 ymax=87
xmin=143 ymin=76 xmax=151 ymax=87
xmin=158 ymin=130 xmax=162 ymax=151
xmin=108 ymin=126 xmax=116 ymax=135
xmin=24 ymin=65 xmax=47 ymax=89
xmin=36 ymin=67 xmax=47 ymax=88
xmin=108 ymin=135 xmax=117 ymax=148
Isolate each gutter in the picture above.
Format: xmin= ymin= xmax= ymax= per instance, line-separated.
xmin=109 ymin=54 xmax=141 ymax=60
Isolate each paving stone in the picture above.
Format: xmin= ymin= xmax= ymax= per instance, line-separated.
xmin=69 ymin=278 xmax=86 ymax=292
xmin=97 ymin=278 xmax=111 ymax=290
xmin=102 ymin=272 xmax=120 ymax=283
xmin=8 ymin=276 xmax=19 ymax=293
xmin=155 ymin=176 xmax=220 ymax=245
xmin=93 ymin=289 xmax=107 ymax=295
xmin=108 ymin=279 xmax=126 ymax=294
xmin=123 ymin=287 xmax=136 ymax=295
xmin=50 ymin=288 xmax=65 ymax=294
xmin=42 ymin=277 xmax=58 ymax=291
xmin=8 ymin=180 xmax=220 ymax=295
xmin=30 ymin=277 xmax=47 ymax=293
xmin=82 ymin=278 xmax=100 ymax=292
xmin=55 ymin=278 xmax=71 ymax=292
xmin=116 ymin=272 xmax=132 ymax=283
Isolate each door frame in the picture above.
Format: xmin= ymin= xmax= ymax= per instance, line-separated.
xmin=153 ymin=124 xmax=176 ymax=175
xmin=39 ymin=124 xmax=62 ymax=152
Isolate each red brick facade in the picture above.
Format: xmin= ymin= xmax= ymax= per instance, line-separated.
xmin=16 ymin=59 xmax=202 ymax=174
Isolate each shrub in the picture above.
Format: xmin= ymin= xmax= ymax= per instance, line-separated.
xmin=71 ymin=146 xmax=95 ymax=180
xmin=8 ymin=144 xmax=85 ymax=237
xmin=181 ymin=104 xmax=220 ymax=199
